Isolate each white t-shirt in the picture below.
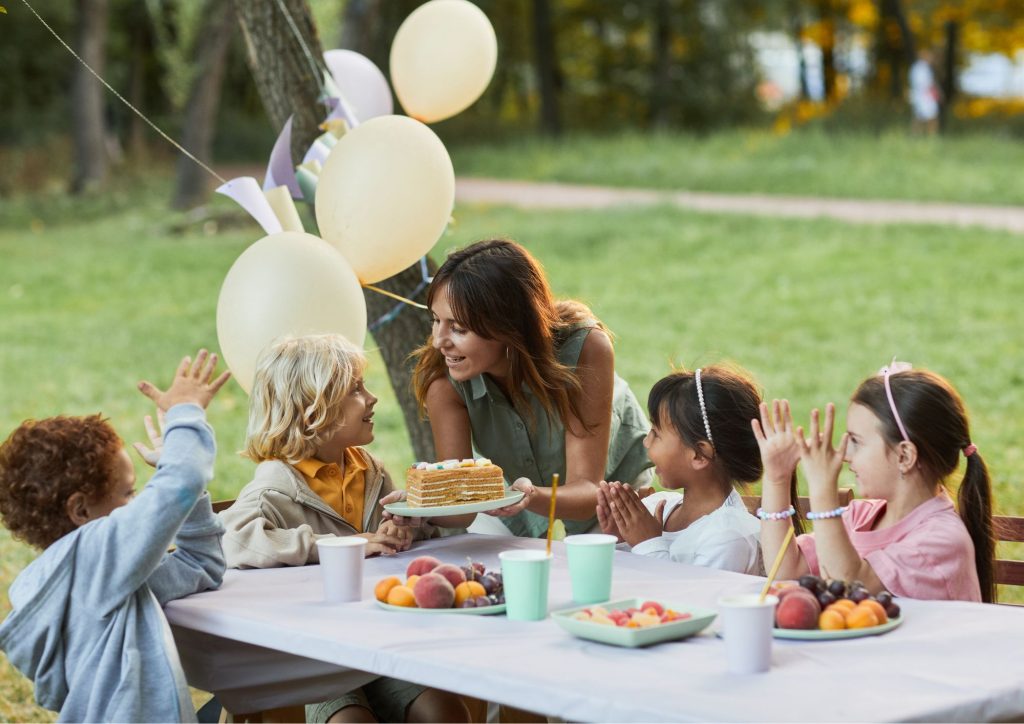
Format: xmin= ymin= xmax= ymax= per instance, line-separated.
xmin=627 ymin=489 xmax=763 ymax=575
xmin=909 ymin=59 xmax=939 ymax=120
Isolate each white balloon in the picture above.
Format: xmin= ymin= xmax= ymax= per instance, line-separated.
xmin=323 ymin=49 xmax=394 ymax=123
xmin=216 ymin=231 xmax=367 ymax=393
xmin=390 ymin=0 xmax=497 ymax=123
xmin=315 ymin=115 xmax=454 ymax=284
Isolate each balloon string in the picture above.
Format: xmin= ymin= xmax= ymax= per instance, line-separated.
xmin=363 ymin=284 xmax=428 ymax=310
xmin=18 ymin=0 xmax=228 ymax=185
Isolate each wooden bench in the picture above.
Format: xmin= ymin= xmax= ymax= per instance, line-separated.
xmin=995 ymin=514 xmax=1024 ymax=603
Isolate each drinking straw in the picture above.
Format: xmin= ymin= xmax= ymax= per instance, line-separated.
xmin=545 ymin=473 xmax=559 ymax=556
xmin=760 ymin=525 xmax=795 ymax=603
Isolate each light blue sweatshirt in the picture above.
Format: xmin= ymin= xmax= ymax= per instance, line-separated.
xmin=0 ymin=403 xmax=226 ymax=722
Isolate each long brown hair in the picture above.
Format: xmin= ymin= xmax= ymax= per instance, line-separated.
xmin=413 ymin=239 xmax=601 ymax=432
xmin=851 ymin=369 xmax=995 ymax=602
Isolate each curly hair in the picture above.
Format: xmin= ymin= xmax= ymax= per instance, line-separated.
xmin=0 ymin=415 xmax=122 ymax=549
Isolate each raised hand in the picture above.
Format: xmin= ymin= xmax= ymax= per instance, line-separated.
xmin=607 ymin=482 xmax=664 ymax=548
xmin=131 ymin=409 xmax=166 ymax=467
xmin=751 ymin=399 xmax=802 ymax=486
xmin=798 ymin=403 xmax=848 ymax=498
xmin=137 ymin=349 xmax=231 ymax=412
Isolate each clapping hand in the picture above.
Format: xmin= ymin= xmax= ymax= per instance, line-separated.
xmin=751 ymin=399 xmax=802 ymax=485
xmin=605 ymin=482 xmax=665 ymax=548
xmin=131 ymin=409 xmax=166 ymax=467
xmin=137 ymin=349 xmax=231 ymax=412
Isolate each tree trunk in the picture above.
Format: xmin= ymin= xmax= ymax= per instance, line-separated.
xmin=649 ymin=0 xmax=672 ymax=128
xmin=939 ymin=20 xmax=958 ymax=133
xmin=172 ymin=0 xmax=236 ymax=210
xmin=232 ymin=0 xmax=436 ymax=461
xmin=71 ymin=0 xmax=109 ymax=194
xmin=531 ymin=0 xmax=561 ymax=136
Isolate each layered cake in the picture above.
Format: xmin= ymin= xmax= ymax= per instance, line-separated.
xmin=406 ymin=458 xmax=505 ymax=508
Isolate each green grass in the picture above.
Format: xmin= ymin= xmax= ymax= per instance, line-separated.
xmin=2 ymin=180 xmax=1023 ymax=718
xmin=449 ymin=128 xmax=1024 ymax=206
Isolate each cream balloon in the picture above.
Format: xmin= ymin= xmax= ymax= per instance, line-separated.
xmin=323 ymin=49 xmax=394 ymax=122
xmin=390 ymin=0 xmax=497 ymax=123
xmin=315 ymin=115 xmax=454 ymax=284
xmin=216 ymin=231 xmax=367 ymax=393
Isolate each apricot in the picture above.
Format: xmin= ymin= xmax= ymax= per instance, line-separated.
xmin=454 ymin=580 xmax=487 ymax=607
xmin=856 ymin=599 xmax=888 ymax=624
xmin=375 ymin=576 xmax=402 ymax=603
xmin=775 ymin=591 xmax=821 ymax=630
xmin=828 ymin=598 xmax=857 ymax=614
xmin=432 ymin=563 xmax=467 ymax=589
xmin=406 ymin=575 xmax=421 ymax=589
xmin=845 ymin=605 xmax=880 ymax=629
xmin=818 ymin=609 xmax=846 ymax=630
xmin=406 ymin=555 xmax=442 ymax=578
xmin=386 ymin=585 xmax=417 ymax=607
xmin=412 ymin=572 xmax=456 ymax=609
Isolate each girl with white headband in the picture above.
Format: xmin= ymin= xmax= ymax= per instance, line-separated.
xmin=597 ymin=365 xmax=782 ymax=574
xmin=755 ymin=364 xmax=995 ymax=602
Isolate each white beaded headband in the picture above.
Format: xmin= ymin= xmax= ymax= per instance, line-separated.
xmin=694 ymin=368 xmax=714 ymax=445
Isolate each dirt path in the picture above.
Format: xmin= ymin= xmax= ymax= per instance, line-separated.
xmin=454 ymin=177 xmax=1024 ymax=234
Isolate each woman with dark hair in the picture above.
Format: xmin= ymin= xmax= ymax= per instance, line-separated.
xmin=393 ymin=239 xmax=652 ymax=538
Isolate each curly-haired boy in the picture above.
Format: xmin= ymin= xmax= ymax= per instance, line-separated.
xmin=0 ymin=350 xmax=230 ymax=722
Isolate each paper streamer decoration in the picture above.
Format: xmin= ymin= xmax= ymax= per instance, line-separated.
xmin=263 ymin=116 xmax=301 ymax=198
xmin=264 ymin=186 xmax=304 ymax=232
xmin=315 ymin=115 xmax=454 ymax=284
xmin=390 ymin=0 xmax=497 ymax=123
xmin=216 ymin=177 xmax=282 ymax=235
xmin=323 ymin=49 xmax=394 ymax=124
xmin=216 ymin=231 xmax=367 ymax=393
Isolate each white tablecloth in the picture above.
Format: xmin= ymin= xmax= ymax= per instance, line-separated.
xmin=165 ymin=534 xmax=1024 ymax=721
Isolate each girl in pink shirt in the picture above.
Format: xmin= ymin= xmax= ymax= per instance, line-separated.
xmin=754 ymin=365 xmax=995 ymax=602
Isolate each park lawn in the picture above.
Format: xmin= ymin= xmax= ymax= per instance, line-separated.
xmin=448 ymin=128 xmax=1024 ymax=206
xmin=1 ymin=190 xmax=1023 ymax=718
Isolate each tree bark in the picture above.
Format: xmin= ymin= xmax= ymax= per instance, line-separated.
xmin=232 ymin=0 xmax=436 ymax=461
xmin=531 ymin=0 xmax=561 ymax=136
xmin=939 ymin=20 xmax=958 ymax=133
xmin=172 ymin=0 xmax=236 ymax=210
xmin=71 ymin=0 xmax=109 ymax=194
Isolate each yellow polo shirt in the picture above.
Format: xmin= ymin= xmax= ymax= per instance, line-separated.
xmin=294 ymin=448 xmax=366 ymax=532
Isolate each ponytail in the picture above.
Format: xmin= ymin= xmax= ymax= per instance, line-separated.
xmin=958 ymin=452 xmax=995 ymax=603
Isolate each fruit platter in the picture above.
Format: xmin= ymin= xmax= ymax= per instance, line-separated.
xmin=772 ymin=575 xmax=902 ymax=640
xmin=552 ymin=598 xmax=717 ymax=648
xmin=375 ymin=556 xmax=506 ymax=615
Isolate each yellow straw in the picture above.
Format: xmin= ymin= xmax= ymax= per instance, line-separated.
xmin=760 ymin=525 xmax=795 ymax=603
xmin=545 ymin=473 xmax=559 ymax=556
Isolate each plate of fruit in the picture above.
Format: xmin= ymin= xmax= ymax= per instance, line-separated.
xmin=374 ymin=556 xmax=506 ymax=615
xmin=552 ymin=598 xmax=717 ymax=648
xmin=772 ymin=575 xmax=902 ymax=640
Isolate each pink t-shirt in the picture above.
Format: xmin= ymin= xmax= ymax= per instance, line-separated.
xmin=796 ymin=494 xmax=980 ymax=602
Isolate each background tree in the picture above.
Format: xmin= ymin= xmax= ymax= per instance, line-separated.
xmin=71 ymin=0 xmax=110 ymax=193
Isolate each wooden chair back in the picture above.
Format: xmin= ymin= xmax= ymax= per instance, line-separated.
xmin=741 ymin=487 xmax=854 ymax=518
xmin=994 ymin=514 xmax=1024 ymax=603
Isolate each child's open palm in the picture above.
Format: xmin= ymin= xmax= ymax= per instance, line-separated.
xmin=799 ymin=403 xmax=849 ymax=496
xmin=751 ymin=399 xmax=802 ymax=484
xmin=132 ymin=409 xmax=166 ymax=467
xmin=137 ymin=349 xmax=231 ymax=412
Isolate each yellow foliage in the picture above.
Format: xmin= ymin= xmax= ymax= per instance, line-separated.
xmin=847 ymin=0 xmax=878 ymax=28
xmin=954 ymin=97 xmax=1024 ymax=119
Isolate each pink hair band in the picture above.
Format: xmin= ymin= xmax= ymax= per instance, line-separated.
xmin=963 ymin=443 xmax=977 ymax=457
xmin=882 ymin=364 xmax=911 ymax=443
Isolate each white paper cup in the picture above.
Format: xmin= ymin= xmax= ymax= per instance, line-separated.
xmin=717 ymin=593 xmax=778 ymax=674
xmin=316 ymin=537 xmax=367 ymax=603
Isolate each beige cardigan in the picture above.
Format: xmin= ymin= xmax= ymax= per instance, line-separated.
xmin=220 ymin=448 xmax=411 ymax=569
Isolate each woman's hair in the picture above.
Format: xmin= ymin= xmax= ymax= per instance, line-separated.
xmin=648 ymin=365 xmax=804 ymax=533
xmin=412 ymin=239 xmax=602 ymax=432
xmin=245 ymin=334 xmax=367 ymax=464
xmin=851 ymin=369 xmax=995 ymax=602
xmin=0 ymin=415 xmax=122 ymax=549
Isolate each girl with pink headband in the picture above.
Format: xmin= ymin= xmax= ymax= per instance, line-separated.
xmin=754 ymin=364 xmax=995 ymax=602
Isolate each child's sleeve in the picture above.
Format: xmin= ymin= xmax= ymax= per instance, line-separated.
xmin=148 ymin=492 xmax=226 ymax=604
xmin=629 ymin=536 xmax=673 ymax=560
xmin=219 ymin=490 xmax=333 ymax=568
xmin=74 ymin=403 xmax=216 ymax=616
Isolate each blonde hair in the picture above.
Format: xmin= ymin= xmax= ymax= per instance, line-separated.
xmin=244 ymin=334 xmax=367 ymax=463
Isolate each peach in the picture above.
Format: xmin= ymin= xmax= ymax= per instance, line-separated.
xmin=386 ymin=585 xmax=417 ymax=607
xmin=374 ymin=576 xmax=401 ymax=603
xmin=775 ymin=591 xmax=821 ymax=629
xmin=405 ymin=556 xmax=442 ymax=578
xmin=454 ymin=580 xmax=487 ymax=607
xmin=432 ymin=563 xmax=467 ymax=589
xmin=412 ymin=572 xmax=456 ymax=609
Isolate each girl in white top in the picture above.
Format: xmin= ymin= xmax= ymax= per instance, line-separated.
xmin=597 ymin=366 xmax=766 ymax=575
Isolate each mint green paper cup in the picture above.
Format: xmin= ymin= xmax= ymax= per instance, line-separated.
xmin=499 ymin=550 xmax=552 ymax=621
xmin=564 ymin=533 xmax=617 ymax=604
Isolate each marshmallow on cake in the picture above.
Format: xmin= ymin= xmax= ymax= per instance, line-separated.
xmin=406 ymin=458 xmax=505 ymax=508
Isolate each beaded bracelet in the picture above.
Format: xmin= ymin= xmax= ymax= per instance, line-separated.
xmin=756 ymin=505 xmax=796 ymax=521
xmin=806 ymin=505 xmax=848 ymax=521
